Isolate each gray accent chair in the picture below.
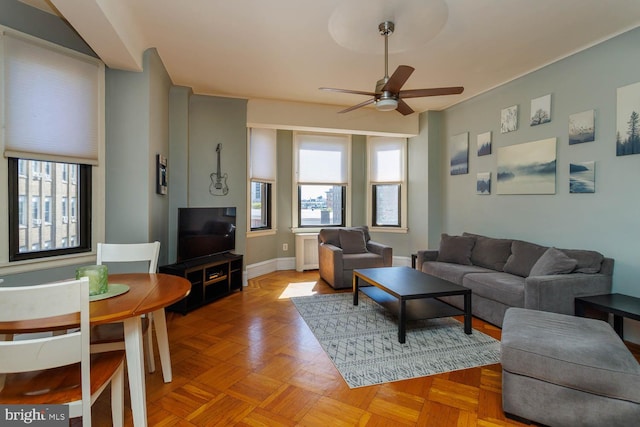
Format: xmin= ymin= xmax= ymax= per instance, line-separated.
xmin=318 ymin=226 xmax=392 ymax=289
xmin=501 ymin=308 xmax=640 ymax=426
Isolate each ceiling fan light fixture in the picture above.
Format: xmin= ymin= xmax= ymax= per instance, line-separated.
xmin=375 ymin=98 xmax=398 ymax=111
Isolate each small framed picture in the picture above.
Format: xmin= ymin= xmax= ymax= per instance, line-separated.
xmin=477 ymin=131 xmax=492 ymax=156
xmin=530 ymin=94 xmax=552 ymax=126
xmin=501 ymin=105 xmax=518 ymax=133
xmin=569 ymin=110 xmax=595 ymax=145
xmin=477 ymin=172 xmax=491 ymax=195
xmin=570 ymin=161 xmax=595 ymax=193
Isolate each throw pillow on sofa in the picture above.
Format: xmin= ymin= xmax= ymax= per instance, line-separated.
xmin=463 ymin=233 xmax=512 ymax=271
xmin=503 ymin=240 xmax=548 ymax=277
xmin=339 ymin=229 xmax=368 ymax=254
xmin=436 ymin=233 xmax=475 ymax=265
xmin=529 ymin=247 xmax=578 ymax=276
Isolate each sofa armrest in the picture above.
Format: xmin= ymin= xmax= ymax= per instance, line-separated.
xmin=416 ymin=250 xmax=438 ymax=271
xmin=524 ymin=273 xmax=613 ymax=315
xmin=318 ymin=243 xmax=344 ymax=287
xmin=366 ymin=241 xmax=393 ymax=266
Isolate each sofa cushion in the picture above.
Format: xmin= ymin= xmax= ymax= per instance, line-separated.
xmin=463 ymin=272 xmax=525 ymax=307
xmin=560 ymin=249 xmax=604 ymax=274
xmin=504 ymin=240 xmax=548 ymax=277
xmin=422 ymin=261 xmax=493 ymax=286
xmin=339 ymin=229 xmax=368 ymax=254
xmin=343 ymin=253 xmax=385 ymax=270
xmin=529 ymin=247 xmax=577 ymax=276
xmin=463 ymin=233 xmax=513 ymax=271
xmin=436 ymin=233 xmax=475 ymax=265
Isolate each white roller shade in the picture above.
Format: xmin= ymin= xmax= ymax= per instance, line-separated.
xmin=2 ymin=31 xmax=102 ymax=165
xmin=369 ymin=137 xmax=405 ymax=182
xmin=297 ymin=133 xmax=349 ymax=184
xmin=249 ymin=128 xmax=276 ymax=181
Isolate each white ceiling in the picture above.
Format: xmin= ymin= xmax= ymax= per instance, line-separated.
xmin=32 ymin=0 xmax=640 ymax=114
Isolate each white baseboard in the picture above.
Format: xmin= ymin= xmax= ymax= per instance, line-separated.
xmin=245 ymin=257 xmax=296 ymax=282
xmin=244 ymin=255 xmax=411 ymax=285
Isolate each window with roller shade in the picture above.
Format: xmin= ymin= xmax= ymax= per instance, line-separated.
xmin=294 ymin=132 xmax=350 ymax=228
xmin=2 ymin=29 xmax=102 ymax=262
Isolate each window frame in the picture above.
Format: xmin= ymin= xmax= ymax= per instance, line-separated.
xmin=8 ymin=158 xmax=93 ymax=262
xmin=372 ymin=183 xmax=402 ymax=227
xmin=249 ymin=180 xmax=273 ymax=232
xmin=293 ymin=131 xmax=351 ymax=231
xmin=366 ymin=136 xmax=408 ymax=232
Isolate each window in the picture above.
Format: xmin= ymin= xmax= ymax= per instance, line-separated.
xmin=18 ymin=159 xmax=26 ymax=176
xmin=18 ymin=195 xmax=26 ymax=227
xmin=32 ymin=160 xmax=41 ymax=179
xmin=294 ymin=133 xmax=350 ymax=228
xmin=62 ymin=197 xmax=68 ymax=223
xmin=248 ymin=128 xmax=277 ymax=232
xmin=367 ymin=136 xmax=407 ymax=230
xmin=43 ymin=162 xmax=51 ymax=180
xmin=2 ymin=29 xmax=102 ymax=265
xmin=31 ymin=196 xmax=40 ymax=225
xmin=44 ymin=196 xmax=52 ymax=224
xmin=9 ymin=159 xmax=90 ymax=261
xmin=71 ymin=197 xmax=77 ymax=221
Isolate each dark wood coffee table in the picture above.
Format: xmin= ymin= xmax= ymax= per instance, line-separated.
xmin=353 ymin=266 xmax=472 ymax=343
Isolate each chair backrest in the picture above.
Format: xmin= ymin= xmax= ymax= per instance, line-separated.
xmin=0 ymin=278 xmax=92 ymax=420
xmin=97 ymin=241 xmax=161 ymax=273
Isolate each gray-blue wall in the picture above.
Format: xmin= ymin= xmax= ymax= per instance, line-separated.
xmin=437 ymin=27 xmax=640 ymax=300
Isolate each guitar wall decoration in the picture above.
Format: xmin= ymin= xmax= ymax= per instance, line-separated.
xmin=209 ymin=143 xmax=229 ymax=196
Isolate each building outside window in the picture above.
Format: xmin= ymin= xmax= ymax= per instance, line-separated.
xmin=31 ymin=196 xmax=40 ymax=226
xmin=44 ymin=196 xmax=51 ymax=224
xmin=18 ymin=195 xmax=26 ymax=227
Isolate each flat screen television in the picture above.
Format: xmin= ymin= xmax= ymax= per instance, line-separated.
xmin=177 ymin=207 xmax=236 ymax=262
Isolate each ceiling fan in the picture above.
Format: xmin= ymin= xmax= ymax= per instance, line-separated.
xmin=320 ymin=21 xmax=464 ymax=115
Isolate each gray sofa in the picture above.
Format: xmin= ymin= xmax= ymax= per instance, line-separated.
xmin=318 ymin=226 xmax=392 ymax=289
xmin=416 ymin=232 xmax=613 ymax=327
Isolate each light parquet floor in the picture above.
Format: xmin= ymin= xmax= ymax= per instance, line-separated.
xmin=86 ymin=270 xmax=640 ymax=426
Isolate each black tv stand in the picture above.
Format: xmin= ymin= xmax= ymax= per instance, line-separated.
xmin=160 ymin=252 xmax=243 ymax=314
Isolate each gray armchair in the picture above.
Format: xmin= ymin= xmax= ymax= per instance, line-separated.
xmin=318 ymin=226 xmax=393 ymax=289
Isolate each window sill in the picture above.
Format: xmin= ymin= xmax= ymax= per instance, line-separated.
xmin=368 ymin=226 xmax=408 ymax=234
xmin=247 ymin=229 xmax=277 ymax=238
xmin=0 ymin=252 xmax=97 ymax=276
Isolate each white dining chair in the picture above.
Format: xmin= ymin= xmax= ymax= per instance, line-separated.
xmin=91 ymin=241 xmax=169 ymax=380
xmin=0 ymin=278 xmax=125 ymax=427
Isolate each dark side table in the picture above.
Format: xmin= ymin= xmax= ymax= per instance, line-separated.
xmin=575 ymin=293 xmax=640 ymax=339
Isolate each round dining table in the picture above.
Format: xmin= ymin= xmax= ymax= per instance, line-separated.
xmin=0 ymin=273 xmax=191 ymax=427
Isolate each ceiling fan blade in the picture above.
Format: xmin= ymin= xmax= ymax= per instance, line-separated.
xmin=399 ymin=86 xmax=465 ymax=98
xmin=396 ymin=99 xmax=414 ymax=116
xmin=338 ymin=98 xmax=375 ymax=114
xmin=381 ymin=65 xmax=415 ymax=93
xmin=320 ymin=87 xmax=376 ymax=97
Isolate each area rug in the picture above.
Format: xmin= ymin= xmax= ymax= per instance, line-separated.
xmin=291 ymin=292 xmax=501 ymax=388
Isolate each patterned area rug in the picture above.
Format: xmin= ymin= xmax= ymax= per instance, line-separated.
xmin=291 ymin=292 xmax=501 ymax=388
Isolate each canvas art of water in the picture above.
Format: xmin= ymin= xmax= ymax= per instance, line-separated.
xmin=570 ymin=161 xmax=595 ymax=193
xmin=497 ymin=138 xmax=557 ymax=194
